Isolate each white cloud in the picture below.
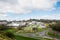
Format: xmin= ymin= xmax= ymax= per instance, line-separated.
xmin=0 ymin=0 xmax=57 ymax=14
xmin=0 ymin=0 xmax=59 ymax=20
xmin=0 ymin=13 xmax=8 ymax=20
xmin=37 ymin=14 xmax=60 ymax=20
xmin=0 ymin=13 xmax=60 ymax=20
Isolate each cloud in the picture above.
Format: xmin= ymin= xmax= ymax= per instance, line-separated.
xmin=0 ymin=0 xmax=57 ymax=14
xmin=0 ymin=0 xmax=59 ymax=20
xmin=0 ymin=13 xmax=8 ymax=20
xmin=38 ymin=14 xmax=60 ymax=20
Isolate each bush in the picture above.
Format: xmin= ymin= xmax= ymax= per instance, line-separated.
xmin=49 ymin=23 xmax=60 ymax=32
xmin=5 ymin=31 xmax=15 ymax=39
xmin=0 ymin=25 xmax=9 ymax=31
xmin=48 ymin=32 xmax=60 ymax=39
xmin=23 ymin=27 xmax=33 ymax=32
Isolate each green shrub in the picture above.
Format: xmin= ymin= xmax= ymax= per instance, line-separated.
xmin=5 ymin=31 xmax=15 ymax=39
xmin=48 ymin=32 xmax=60 ymax=39
xmin=49 ymin=23 xmax=60 ymax=32
xmin=0 ymin=25 xmax=9 ymax=31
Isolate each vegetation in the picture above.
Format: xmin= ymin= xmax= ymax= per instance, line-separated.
xmin=0 ymin=25 xmax=16 ymax=40
xmin=15 ymin=35 xmax=39 ymax=40
xmin=47 ymin=32 xmax=60 ymax=39
xmin=0 ymin=19 xmax=60 ymax=40
xmin=49 ymin=22 xmax=60 ymax=32
xmin=5 ymin=31 xmax=15 ymax=39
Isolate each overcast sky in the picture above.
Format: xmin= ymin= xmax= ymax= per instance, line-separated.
xmin=0 ymin=0 xmax=60 ymax=21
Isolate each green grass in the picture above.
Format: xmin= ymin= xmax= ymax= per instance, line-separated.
xmin=37 ymin=28 xmax=46 ymax=32
xmin=3 ymin=28 xmax=17 ymax=33
xmin=43 ymin=38 xmax=52 ymax=40
xmin=48 ymin=32 xmax=60 ymax=39
xmin=15 ymin=35 xmax=39 ymax=40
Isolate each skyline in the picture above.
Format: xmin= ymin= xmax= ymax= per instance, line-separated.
xmin=0 ymin=0 xmax=60 ymax=21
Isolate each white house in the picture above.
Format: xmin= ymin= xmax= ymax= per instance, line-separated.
xmin=27 ymin=21 xmax=46 ymax=28
xmin=28 ymin=21 xmax=37 ymax=25
xmin=0 ymin=20 xmax=7 ymax=25
xmin=7 ymin=21 xmax=27 ymax=28
xmin=19 ymin=22 xmax=27 ymax=26
xmin=37 ymin=22 xmax=46 ymax=28
xmin=7 ymin=22 xmax=20 ymax=27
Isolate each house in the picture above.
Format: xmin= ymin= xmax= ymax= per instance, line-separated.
xmin=19 ymin=22 xmax=27 ymax=26
xmin=28 ymin=21 xmax=37 ymax=25
xmin=7 ymin=22 xmax=20 ymax=27
xmin=7 ymin=21 xmax=27 ymax=28
xmin=27 ymin=21 xmax=46 ymax=28
xmin=0 ymin=20 xmax=7 ymax=25
xmin=37 ymin=22 xmax=46 ymax=28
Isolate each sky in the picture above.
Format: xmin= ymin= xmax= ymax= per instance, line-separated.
xmin=0 ymin=0 xmax=60 ymax=21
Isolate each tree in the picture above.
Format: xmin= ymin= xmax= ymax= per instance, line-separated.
xmin=32 ymin=27 xmax=37 ymax=32
xmin=49 ymin=22 xmax=60 ymax=32
xmin=0 ymin=25 xmax=15 ymax=40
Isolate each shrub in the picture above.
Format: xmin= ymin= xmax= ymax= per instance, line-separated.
xmin=49 ymin=22 xmax=60 ymax=32
xmin=5 ymin=31 xmax=15 ymax=39
xmin=0 ymin=25 xmax=9 ymax=31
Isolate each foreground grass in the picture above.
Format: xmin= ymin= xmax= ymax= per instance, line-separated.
xmin=15 ymin=35 xmax=53 ymax=40
xmin=15 ymin=35 xmax=39 ymax=40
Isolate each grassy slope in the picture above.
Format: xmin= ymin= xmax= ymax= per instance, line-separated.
xmin=15 ymin=35 xmax=39 ymax=40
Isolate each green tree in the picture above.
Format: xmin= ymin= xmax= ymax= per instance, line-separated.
xmin=49 ymin=22 xmax=60 ymax=32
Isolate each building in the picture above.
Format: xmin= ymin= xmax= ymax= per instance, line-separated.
xmin=7 ymin=21 xmax=27 ymax=28
xmin=7 ymin=22 xmax=20 ymax=27
xmin=0 ymin=20 xmax=7 ymax=25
